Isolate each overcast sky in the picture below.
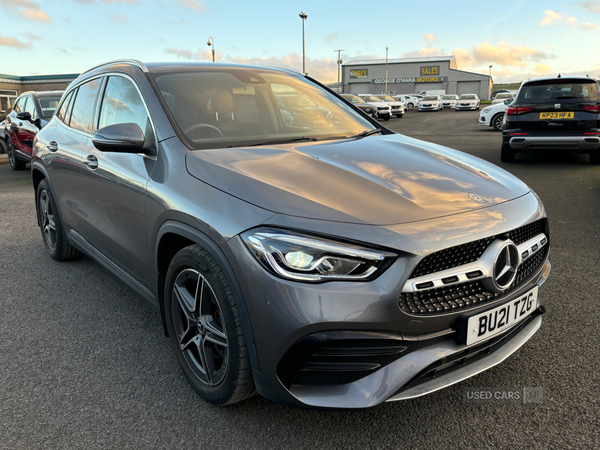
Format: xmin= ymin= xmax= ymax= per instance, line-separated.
xmin=1 ymin=0 xmax=599 ymax=84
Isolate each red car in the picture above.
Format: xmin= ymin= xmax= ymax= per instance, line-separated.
xmin=5 ymin=91 xmax=62 ymax=170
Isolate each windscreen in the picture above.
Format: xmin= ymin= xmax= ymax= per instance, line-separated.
xmin=460 ymin=95 xmax=476 ymax=99
xmin=152 ymin=69 xmax=374 ymax=149
xmin=38 ymin=96 xmax=62 ymax=118
xmin=342 ymin=95 xmax=365 ymax=104
xmin=378 ymin=95 xmax=396 ymax=102
xmin=423 ymin=96 xmax=438 ymax=101
xmin=496 ymin=93 xmax=513 ymax=99
xmin=517 ymin=80 xmax=600 ymax=103
xmin=442 ymin=95 xmax=456 ymax=100
xmin=361 ymin=95 xmax=383 ymax=103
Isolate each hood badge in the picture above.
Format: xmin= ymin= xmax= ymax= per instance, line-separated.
xmin=468 ymin=194 xmax=484 ymax=202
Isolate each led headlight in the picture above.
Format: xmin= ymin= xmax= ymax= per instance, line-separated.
xmin=241 ymin=228 xmax=396 ymax=282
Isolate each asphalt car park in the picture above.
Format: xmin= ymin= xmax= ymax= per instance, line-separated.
xmin=1 ymin=107 xmax=598 ymax=448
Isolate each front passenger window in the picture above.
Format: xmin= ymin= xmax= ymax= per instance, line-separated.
xmin=99 ymin=76 xmax=148 ymax=134
xmin=70 ymin=78 xmax=102 ymax=134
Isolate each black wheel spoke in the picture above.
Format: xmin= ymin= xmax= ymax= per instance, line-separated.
xmin=204 ymin=320 xmax=228 ymax=348
xmin=198 ymin=338 xmax=213 ymax=386
xmin=173 ymin=281 xmax=196 ymax=323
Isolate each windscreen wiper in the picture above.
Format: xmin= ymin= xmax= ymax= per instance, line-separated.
xmin=246 ymin=136 xmax=318 ymax=147
xmin=351 ymin=129 xmax=382 ymax=138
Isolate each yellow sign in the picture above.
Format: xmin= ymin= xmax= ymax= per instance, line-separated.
xmin=420 ymin=65 xmax=440 ymax=76
xmin=540 ymin=112 xmax=574 ymax=119
xmin=350 ymin=69 xmax=368 ymax=79
xmin=416 ymin=76 xmax=442 ymax=82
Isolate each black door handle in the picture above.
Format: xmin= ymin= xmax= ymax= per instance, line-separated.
xmin=84 ymin=154 xmax=98 ymax=169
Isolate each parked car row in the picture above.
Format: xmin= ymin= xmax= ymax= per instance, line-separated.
xmin=416 ymin=94 xmax=481 ymax=112
xmin=340 ymin=94 xmax=404 ymax=121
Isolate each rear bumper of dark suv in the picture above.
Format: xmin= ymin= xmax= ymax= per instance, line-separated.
xmin=504 ymin=130 xmax=600 ymax=152
xmin=222 ymin=192 xmax=550 ymax=409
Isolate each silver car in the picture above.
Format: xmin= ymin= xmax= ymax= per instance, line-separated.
xmin=31 ymin=60 xmax=550 ymax=409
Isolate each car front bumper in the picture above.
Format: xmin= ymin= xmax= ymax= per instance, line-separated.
xmin=456 ymin=104 xmax=478 ymax=110
xmin=221 ymin=193 xmax=550 ymax=409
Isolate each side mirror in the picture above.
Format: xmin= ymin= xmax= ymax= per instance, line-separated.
xmin=17 ymin=111 xmax=32 ymax=121
xmin=92 ymin=123 xmax=145 ymax=153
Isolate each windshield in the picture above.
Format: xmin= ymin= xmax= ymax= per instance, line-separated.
xmin=442 ymin=95 xmax=456 ymax=100
xmin=377 ymin=95 xmax=396 ymax=102
xmin=152 ymin=69 xmax=374 ymax=149
xmin=341 ymin=95 xmax=365 ymax=104
xmin=496 ymin=93 xmax=513 ymax=99
xmin=38 ymin=96 xmax=62 ymax=119
xmin=361 ymin=95 xmax=383 ymax=103
xmin=517 ymin=80 xmax=600 ymax=103
xmin=460 ymin=95 xmax=476 ymax=99
xmin=423 ymin=96 xmax=438 ymax=101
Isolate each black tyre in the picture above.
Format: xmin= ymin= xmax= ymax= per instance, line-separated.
xmin=36 ymin=179 xmax=80 ymax=260
xmin=164 ymin=245 xmax=255 ymax=405
xmin=590 ymin=151 xmax=600 ymax=164
xmin=492 ymin=113 xmax=504 ymax=131
xmin=501 ymin=141 xmax=516 ymax=163
xmin=383 ymin=116 xmax=390 ymax=121
xmin=395 ymin=114 xmax=403 ymax=118
xmin=0 ymin=138 xmax=6 ymax=154
xmin=7 ymin=137 xmax=26 ymax=170
xmin=407 ymin=102 xmax=414 ymax=108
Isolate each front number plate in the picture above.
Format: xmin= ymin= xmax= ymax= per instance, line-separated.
xmin=540 ymin=112 xmax=574 ymax=119
xmin=465 ymin=286 xmax=539 ymax=346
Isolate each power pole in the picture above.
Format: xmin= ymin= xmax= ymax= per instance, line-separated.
xmin=334 ymin=49 xmax=344 ymax=84
xmin=385 ymin=47 xmax=389 ymax=95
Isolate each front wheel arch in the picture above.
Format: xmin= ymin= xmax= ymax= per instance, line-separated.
xmin=154 ymin=221 xmax=260 ymax=372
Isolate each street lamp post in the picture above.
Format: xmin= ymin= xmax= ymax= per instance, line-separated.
xmin=207 ymin=36 xmax=215 ymax=62
xmin=489 ymin=65 xmax=492 ymax=76
xmin=334 ymin=49 xmax=344 ymax=84
xmin=299 ymin=11 xmax=307 ymax=74
xmin=385 ymin=47 xmax=389 ymax=95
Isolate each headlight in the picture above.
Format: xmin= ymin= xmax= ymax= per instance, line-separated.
xmin=241 ymin=228 xmax=396 ymax=282
xmin=482 ymin=107 xmax=491 ymax=113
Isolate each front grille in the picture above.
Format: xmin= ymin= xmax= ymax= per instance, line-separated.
xmin=410 ymin=219 xmax=547 ymax=279
xmin=399 ymin=245 xmax=548 ymax=315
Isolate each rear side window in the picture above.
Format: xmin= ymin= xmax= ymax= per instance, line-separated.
xmin=56 ymin=91 xmax=74 ymax=123
xmin=98 ymin=76 xmax=148 ymax=133
xmin=70 ymin=78 xmax=102 ymax=133
xmin=519 ymin=80 xmax=600 ymax=103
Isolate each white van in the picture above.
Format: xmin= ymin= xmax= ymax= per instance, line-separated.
xmin=416 ymin=89 xmax=446 ymax=96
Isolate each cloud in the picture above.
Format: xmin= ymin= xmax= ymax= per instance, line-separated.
xmin=176 ymin=0 xmax=205 ymax=13
xmin=23 ymin=32 xmax=40 ymax=40
xmin=169 ymin=18 xmax=185 ymax=25
xmin=0 ymin=0 xmax=51 ymax=23
xmin=540 ymin=9 xmax=596 ymax=29
xmin=540 ymin=10 xmax=562 ymax=25
xmin=457 ymin=41 xmax=554 ymax=68
xmin=423 ymin=33 xmax=437 ymax=42
xmin=109 ymin=13 xmax=128 ymax=24
xmin=0 ymin=33 xmax=32 ymax=49
xmin=534 ymin=64 xmax=552 ymax=74
xmin=325 ymin=33 xmax=338 ymax=42
xmin=575 ymin=1 xmax=600 ymax=13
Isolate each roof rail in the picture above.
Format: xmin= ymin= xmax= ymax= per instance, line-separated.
xmin=81 ymin=59 xmax=148 ymax=75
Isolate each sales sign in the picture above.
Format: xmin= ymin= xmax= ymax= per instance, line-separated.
xmin=420 ymin=65 xmax=440 ymax=76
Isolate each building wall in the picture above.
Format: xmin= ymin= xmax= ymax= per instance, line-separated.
xmin=342 ymin=59 xmax=492 ymax=99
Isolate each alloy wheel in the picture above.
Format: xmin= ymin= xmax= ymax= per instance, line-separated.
xmin=39 ymin=190 xmax=57 ymax=251
xmin=172 ymin=268 xmax=229 ymax=387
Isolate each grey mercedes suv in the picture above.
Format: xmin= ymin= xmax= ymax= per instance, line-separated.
xmin=31 ymin=60 xmax=550 ymax=409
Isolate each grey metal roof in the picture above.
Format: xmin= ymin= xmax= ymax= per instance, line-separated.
xmin=343 ymin=56 xmax=455 ymax=66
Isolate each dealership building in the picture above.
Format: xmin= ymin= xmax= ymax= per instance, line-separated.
xmin=0 ymin=73 xmax=78 ymax=116
xmin=341 ymin=55 xmax=492 ymax=100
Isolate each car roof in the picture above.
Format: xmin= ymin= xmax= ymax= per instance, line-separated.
xmin=522 ymin=75 xmax=598 ymax=84
xmin=20 ymin=90 xmax=64 ymax=98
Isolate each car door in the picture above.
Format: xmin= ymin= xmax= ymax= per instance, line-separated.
xmin=19 ymin=95 xmax=40 ymax=158
xmin=6 ymin=97 xmax=27 ymax=155
xmin=45 ymin=82 xmax=100 ymax=238
xmin=80 ymin=74 xmax=155 ymax=288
